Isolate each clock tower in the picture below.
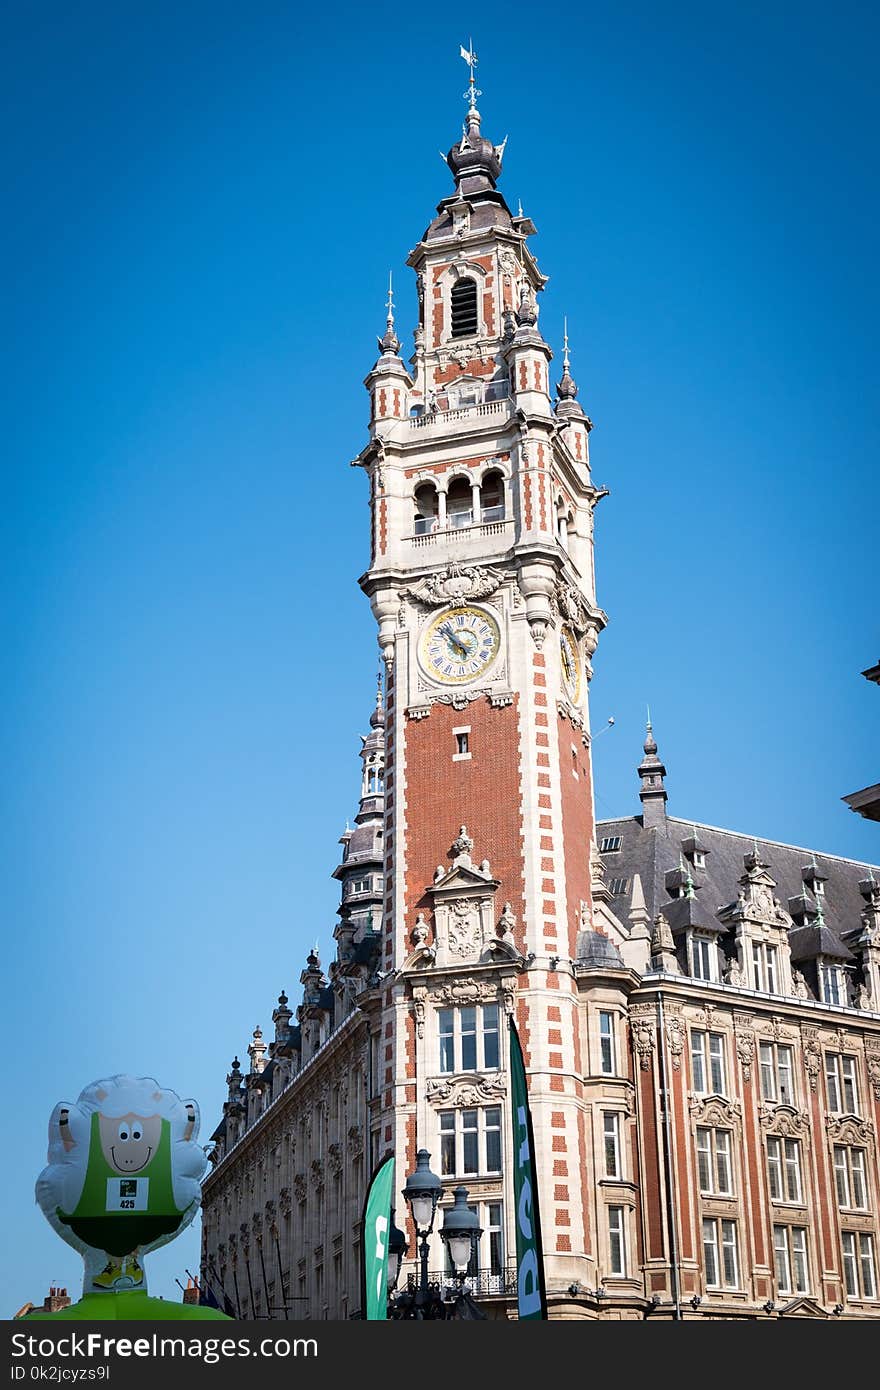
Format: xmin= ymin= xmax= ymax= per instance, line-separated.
xmin=354 ymin=69 xmax=610 ymax=1294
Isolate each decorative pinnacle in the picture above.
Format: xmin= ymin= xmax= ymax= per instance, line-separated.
xmin=460 ymin=40 xmax=482 ymax=113
xmin=563 ymin=317 xmax=570 ymax=372
xmin=377 ymin=270 xmax=400 ymax=355
xmin=557 ymin=315 xmax=578 ymax=401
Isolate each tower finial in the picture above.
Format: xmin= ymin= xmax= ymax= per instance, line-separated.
xmin=638 ymin=716 xmax=667 ymax=827
xmin=377 ymin=270 xmax=400 ymax=355
xmin=460 ymin=40 xmax=481 ymax=117
xmin=556 ymin=315 xmax=578 ymax=401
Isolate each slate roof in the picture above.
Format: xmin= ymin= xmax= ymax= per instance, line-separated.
xmin=597 ymin=812 xmax=879 ymax=960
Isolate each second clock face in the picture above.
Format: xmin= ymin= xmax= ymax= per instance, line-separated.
xmin=420 ymin=606 xmax=501 ymax=684
xmin=560 ymin=624 xmax=582 ymax=704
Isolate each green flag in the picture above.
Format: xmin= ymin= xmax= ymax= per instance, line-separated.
xmin=362 ymin=1155 xmax=395 ymax=1320
xmin=509 ymin=1017 xmax=548 ymax=1320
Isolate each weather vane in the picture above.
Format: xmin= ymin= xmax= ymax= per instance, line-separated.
xmin=460 ymin=41 xmax=482 ymax=111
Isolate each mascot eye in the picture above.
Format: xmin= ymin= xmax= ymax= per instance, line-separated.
xmin=131 ymin=1123 xmax=143 ymax=1141
xmin=117 ymin=1122 xmax=130 ymax=1142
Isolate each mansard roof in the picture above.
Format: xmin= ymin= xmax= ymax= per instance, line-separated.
xmin=597 ymin=813 xmax=878 ymax=962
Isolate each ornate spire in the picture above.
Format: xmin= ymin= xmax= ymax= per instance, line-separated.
xmin=445 ymin=45 xmax=504 ymax=193
xmin=377 ymin=271 xmax=400 ymax=355
xmin=638 ymin=716 xmax=668 ymax=829
xmin=557 ymin=317 xmax=578 ymax=400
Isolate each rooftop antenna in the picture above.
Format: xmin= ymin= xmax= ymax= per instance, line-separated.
xmin=460 ymin=40 xmax=481 ymax=111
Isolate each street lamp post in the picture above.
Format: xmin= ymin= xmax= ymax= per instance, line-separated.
xmin=401 ymin=1149 xmax=443 ymax=1318
xmin=439 ymin=1186 xmax=487 ymax=1319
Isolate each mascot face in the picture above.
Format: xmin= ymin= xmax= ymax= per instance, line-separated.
xmin=98 ymin=1113 xmax=163 ymax=1173
xmin=36 ymin=1075 xmax=208 ymax=1296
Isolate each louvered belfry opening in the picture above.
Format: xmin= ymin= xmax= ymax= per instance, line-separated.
xmin=450 ymin=277 xmax=478 ymax=337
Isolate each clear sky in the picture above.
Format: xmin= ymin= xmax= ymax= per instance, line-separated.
xmin=3 ymin=0 xmax=878 ymax=1313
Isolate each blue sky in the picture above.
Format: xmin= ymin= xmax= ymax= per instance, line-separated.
xmin=2 ymin=0 xmax=878 ymax=1311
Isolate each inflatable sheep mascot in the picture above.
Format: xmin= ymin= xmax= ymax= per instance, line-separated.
xmin=31 ymin=1075 xmax=230 ymax=1319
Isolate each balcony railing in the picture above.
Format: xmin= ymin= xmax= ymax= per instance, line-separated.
xmin=406 ymin=1266 xmax=518 ymax=1298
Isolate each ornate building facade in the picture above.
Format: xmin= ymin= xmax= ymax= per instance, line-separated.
xmin=200 ymin=74 xmax=880 ymax=1321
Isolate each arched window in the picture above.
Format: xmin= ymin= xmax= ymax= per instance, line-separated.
xmin=447 ymin=476 xmax=473 ymax=529
xmin=480 ymin=469 xmax=505 ymax=523
xmin=450 ymin=278 xmax=479 ymax=338
xmin=413 ymin=482 xmax=439 ymax=535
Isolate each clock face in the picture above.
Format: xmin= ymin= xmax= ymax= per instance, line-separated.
xmin=560 ymin=624 xmax=582 ymax=704
xmin=419 ymin=606 xmax=501 ymax=685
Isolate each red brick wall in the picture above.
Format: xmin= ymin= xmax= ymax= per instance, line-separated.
xmin=557 ymin=714 xmax=594 ymax=960
xmin=402 ymin=697 xmax=526 ymax=952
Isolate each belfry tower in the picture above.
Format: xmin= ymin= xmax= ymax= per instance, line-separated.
xmin=354 ymin=58 xmax=609 ymax=1293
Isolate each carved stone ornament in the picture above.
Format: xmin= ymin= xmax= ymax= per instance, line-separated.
xmin=429 ymin=977 xmax=497 ymax=1005
xmin=500 ymin=978 xmax=517 ymax=1017
xmin=497 ymin=902 xmax=517 ymax=937
xmin=758 ymin=1103 xmax=811 ymax=1136
xmin=407 ymin=562 xmax=504 ymax=608
xmin=327 ymin=1143 xmax=343 ymax=1176
xmin=826 ymin=1114 xmax=875 ymax=1144
xmin=864 ymin=1040 xmax=880 ymax=1101
xmin=279 ymin=1186 xmax=291 ymax=1216
xmin=689 ymin=1095 xmax=742 ymax=1125
xmin=411 ymin=985 xmax=427 ymax=1039
xmin=801 ymin=1026 xmax=822 ymax=1092
xmin=734 ymin=1013 xmax=756 ymax=1080
xmin=665 ymin=1008 xmax=685 ymax=1071
xmin=426 ymin=1074 xmax=507 ymax=1106
xmin=347 ymin=1125 xmax=364 ymax=1157
xmin=309 ymin=1159 xmax=324 ymax=1189
xmin=629 ymin=1008 xmax=656 ymax=1071
xmin=792 ymin=970 xmax=810 ymax=999
xmin=448 ymin=899 xmax=482 ymax=957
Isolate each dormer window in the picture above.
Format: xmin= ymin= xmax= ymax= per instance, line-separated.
xmin=752 ymin=942 xmax=778 ymax=993
xmin=820 ymin=962 xmax=846 ymax=1006
xmin=450 ymin=278 xmax=478 ymax=338
xmin=693 ymin=851 xmax=706 ymax=869
xmin=814 ymin=878 xmax=825 ymax=896
xmin=690 ymin=933 xmax=716 ymax=982
xmin=600 ymin=836 xmax=621 ymax=853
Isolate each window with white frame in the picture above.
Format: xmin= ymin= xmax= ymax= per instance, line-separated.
xmin=819 ymin=962 xmax=846 ymax=1006
xmin=438 ymin=1004 xmax=500 ymax=1074
xmin=439 ymin=1106 xmax=502 ymax=1177
xmin=766 ymin=1135 xmax=803 ymax=1204
xmin=599 ymin=1011 xmax=616 ymax=1075
xmin=834 ymin=1145 xmax=869 ymax=1210
xmin=691 ymin=1030 xmax=726 ymax=1095
xmin=759 ymin=1042 xmax=795 ymax=1106
xmin=696 ymin=1127 xmax=733 ymax=1196
xmin=751 ymin=941 xmax=778 ymax=993
xmin=693 ymin=850 xmax=706 ymax=869
xmin=842 ymin=1231 xmax=877 ymax=1300
xmin=603 ymin=1111 xmax=621 ymax=1178
xmin=774 ymin=1225 xmax=809 ymax=1295
xmin=690 ymin=934 xmax=716 ymax=982
xmin=599 ymin=836 xmax=621 ymax=853
xmin=607 ymin=1205 xmax=627 ymax=1276
xmin=826 ymin=1053 xmax=859 ymax=1115
xmin=348 ymin=876 xmax=372 ymax=894
xmin=703 ymin=1217 xmax=739 ymax=1290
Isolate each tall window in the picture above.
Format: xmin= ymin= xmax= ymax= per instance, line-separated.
xmin=774 ymin=1225 xmax=809 ymax=1295
xmin=751 ymin=942 xmax=778 ymax=993
xmin=766 ymin=1135 xmax=803 ymax=1204
xmin=608 ymin=1206 xmax=626 ymax=1276
xmin=826 ymin=1054 xmax=859 ymax=1115
xmin=599 ymin=1011 xmax=616 ymax=1075
xmin=450 ymin=278 xmax=478 ymax=338
xmin=438 ymin=1004 xmax=500 ymax=1074
xmin=413 ymin=481 xmax=439 ymax=534
xmin=446 ymin=476 xmax=473 ymax=529
xmin=439 ymin=1106 xmax=502 ymax=1177
xmin=834 ymin=1146 xmax=868 ymax=1210
xmin=479 ymin=470 xmax=505 ymax=524
xmin=691 ymin=1031 xmax=726 ymax=1095
xmin=696 ymin=1127 xmax=733 ymax=1196
xmin=690 ymin=934 xmax=715 ymax=982
xmin=703 ymin=1218 xmax=739 ymax=1290
xmin=759 ymin=1043 xmax=794 ymax=1106
xmin=820 ymin=963 xmax=846 ymax=1006
xmin=842 ymin=1232 xmax=877 ymax=1300
xmin=603 ymin=1112 xmax=621 ymax=1178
